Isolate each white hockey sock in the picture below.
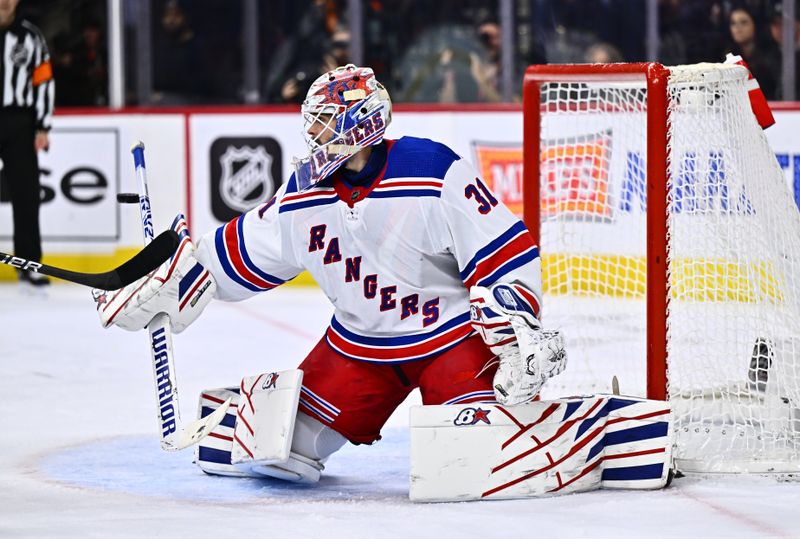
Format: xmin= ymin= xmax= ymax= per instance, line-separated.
xmin=291 ymin=411 xmax=347 ymax=462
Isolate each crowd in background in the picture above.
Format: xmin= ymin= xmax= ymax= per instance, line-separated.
xmin=17 ymin=0 xmax=800 ymax=106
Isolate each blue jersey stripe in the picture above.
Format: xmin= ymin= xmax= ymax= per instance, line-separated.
xmin=369 ymin=189 xmax=442 ymax=199
xmin=327 ymin=331 xmax=473 ymax=363
xmin=279 ymin=195 xmax=339 ymax=214
xmin=330 ymin=312 xmax=471 ymax=347
xmin=460 ymin=221 xmax=529 ymax=281
xmin=235 ymin=215 xmax=285 ymax=286
xmin=477 ymin=247 xmax=540 ymax=287
xmin=214 ymin=226 xmax=264 ymax=292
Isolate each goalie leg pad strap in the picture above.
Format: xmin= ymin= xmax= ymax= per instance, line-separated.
xmin=409 ymin=395 xmax=673 ymax=502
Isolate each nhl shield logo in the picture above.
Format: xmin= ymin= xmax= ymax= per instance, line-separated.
xmin=219 ymin=146 xmax=274 ymax=213
xmin=210 ymin=136 xmax=282 ymax=222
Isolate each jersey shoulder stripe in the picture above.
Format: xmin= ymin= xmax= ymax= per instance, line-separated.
xmin=279 ymin=185 xmax=339 ymax=214
xmin=213 ymin=214 xmax=286 ymax=291
xmin=382 ymin=137 xmax=460 ymax=182
xmin=369 ymin=177 xmax=445 ymax=200
xmin=325 ymin=312 xmax=474 ymax=363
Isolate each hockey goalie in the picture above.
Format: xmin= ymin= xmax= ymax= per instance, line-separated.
xmin=94 ymin=64 xmax=672 ymax=501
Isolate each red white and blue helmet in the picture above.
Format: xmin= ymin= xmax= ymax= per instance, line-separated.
xmin=294 ymin=64 xmax=392 ymax=191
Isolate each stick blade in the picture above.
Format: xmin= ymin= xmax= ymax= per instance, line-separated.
xmin=162 ymin=398 xmax=233 ymax=451
xmin=113 ymin=229 xmax=180 ymax=288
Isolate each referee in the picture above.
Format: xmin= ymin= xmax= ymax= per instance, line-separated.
xmin=0 ymin=0 xmax=54 ymax=287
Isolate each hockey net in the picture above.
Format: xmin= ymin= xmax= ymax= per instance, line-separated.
xmin=524 ymin=63 xmax=800 ymax=473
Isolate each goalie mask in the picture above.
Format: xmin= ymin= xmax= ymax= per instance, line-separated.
xmin=293 ymin=64 xmax=392 ymax=191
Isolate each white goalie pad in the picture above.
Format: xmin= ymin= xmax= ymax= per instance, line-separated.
xmin=409 ymin=395 xmax=673 ymax=502
xmin=194 ymin=369 xmax=303 ymax=478
xmin=231 ymin=370 xmax=303 ymax=469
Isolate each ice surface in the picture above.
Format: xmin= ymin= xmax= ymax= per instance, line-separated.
xmin=2 ymin=283 xmax=800 ymax=538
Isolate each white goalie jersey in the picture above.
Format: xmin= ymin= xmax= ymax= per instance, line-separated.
xmin=194 ymin=136 xmax=543 ymax=363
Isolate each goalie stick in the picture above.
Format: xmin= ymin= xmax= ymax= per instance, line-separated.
xmin=0 ymin=229 xmax=178 ymax=289
xmin=130 ymin=142 xmax=231 ymax=451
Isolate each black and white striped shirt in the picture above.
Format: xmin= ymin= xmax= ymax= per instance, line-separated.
xmin=1 ymin=16 xmax=54 ymax=130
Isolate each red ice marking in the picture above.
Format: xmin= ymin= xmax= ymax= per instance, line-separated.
xmin=233 ymin=433 xmax=254 ymax=459
xmin=237 ymin=407 xmax=254 ymax=436
xmin=208 ymin=431 xmax=233 ymax=442
xmin=202 ymin=393 xmax=226 ymax=405
xmin=496 ymin=403 xmax=560 ymax=450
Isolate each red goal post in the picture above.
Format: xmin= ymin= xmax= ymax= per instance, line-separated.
xmin=523 ymin=63 xmax=670 ymax=401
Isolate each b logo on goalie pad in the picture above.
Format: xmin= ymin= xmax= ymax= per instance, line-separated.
xmin=410 ymin=395 xmax=673 ymax=502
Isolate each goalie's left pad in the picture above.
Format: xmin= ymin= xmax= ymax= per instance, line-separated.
xmin=194 ymin=369 xmax=328 ymax=484
xmin=409 ymin=395 xmax=673 ymax=502
xmin=92 ymin=214 xmax=216 ymax=333
xmin=470 ymin=283 xmax=566 ymax=405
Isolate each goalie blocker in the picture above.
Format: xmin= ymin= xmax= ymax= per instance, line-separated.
xmin=410 ymin=395 xmax=673 ymax=502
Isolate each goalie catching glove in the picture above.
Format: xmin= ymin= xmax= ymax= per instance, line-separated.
xmin=92 ymin=214 xmax=216 ymax=332
xmin=470 ymin=283 xmax=566 ymax=405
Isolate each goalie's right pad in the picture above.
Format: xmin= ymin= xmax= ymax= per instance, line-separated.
xmin=470 ymin=283 xmax=566 ymax=405
xmin=93 ymin=214 xmax=215 ymax=333
xmin=409 ymin=395 xmax=673 ymax=502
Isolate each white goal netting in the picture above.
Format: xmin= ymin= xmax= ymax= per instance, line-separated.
xmin=532 ymin=63 xmax=800 ymax=473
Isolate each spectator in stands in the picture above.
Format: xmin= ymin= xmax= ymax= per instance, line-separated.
xmin=727 ymin=4 xmax=781 ymax=99
xmin=279 ymin=26 xmax=351 ymax=103
xmin=584 ymin=42 xmax=623 ymax=64
xmin=769 ymin=2 xmax=800 ymax=99
xmin=69 ymin=20 xmax=107 ymax=106
xmin=52 ymin=33 xmax=83 ymax=106
xmin=468 ymin=21 xmax=502 ymax=103
xmin=151 ymin=0 xmax=211 ymax=104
